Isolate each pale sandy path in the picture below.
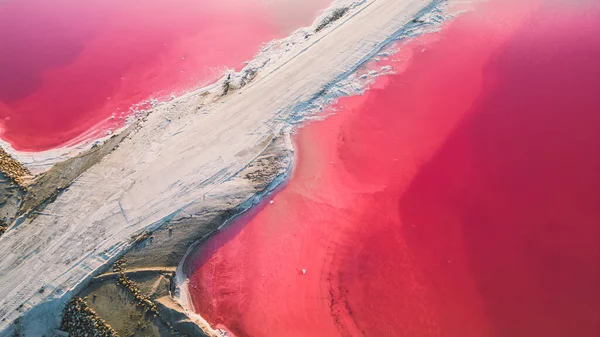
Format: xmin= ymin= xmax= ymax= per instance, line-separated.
xmin=0 ymin=0 xmax=434 ymax=335
xmin=90 ymin=267 xmax=177 ymax=283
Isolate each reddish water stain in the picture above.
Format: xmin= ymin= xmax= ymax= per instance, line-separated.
xmin=187 ymin=0 xmax=600 ymax=336
xmin=0 ymin=0 xmax=331 ymax=151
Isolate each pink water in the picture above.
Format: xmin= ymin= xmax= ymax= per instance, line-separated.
xmin=0 ymin=0 xmax=331 ymax=151
xmin=186 ymin=0 xmax=600 ymax=336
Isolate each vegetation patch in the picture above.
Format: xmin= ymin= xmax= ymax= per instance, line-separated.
xmin=0 ymin=148 xmax=30 ymax=187
xmin=315 ymin=7 xmax=350 ymax=33
xmin=113 ymin=259 xmax=183 ymax=335
xmin=61 ymin=296 xmax=119 ymax=337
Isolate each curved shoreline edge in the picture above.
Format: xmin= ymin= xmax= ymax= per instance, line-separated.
xmin=175 ymin=131 xmax=296 ymax=337
xmin=170 ymin=1 xmax=462 ymax=334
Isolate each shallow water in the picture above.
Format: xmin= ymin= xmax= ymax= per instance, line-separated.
xmin=187 ymin=0 xmax=600 ymax=336
xmin=0 ymin=0 xmax=331 ymax=151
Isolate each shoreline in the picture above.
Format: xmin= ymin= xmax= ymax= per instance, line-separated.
xmin=0 ymin=0 xmax=366 ymax=175
xmin=174 ymin=131 xmax=296 ymax=337
xmin=173 ymin=1 xmax=459 ymax=333
xmin=174 ymin=1 xmax=461 ymax=330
